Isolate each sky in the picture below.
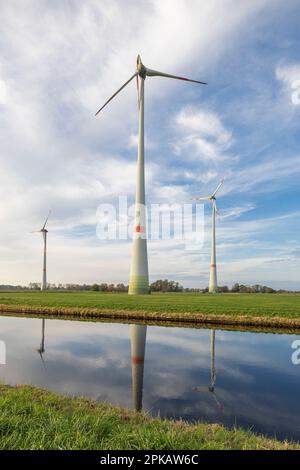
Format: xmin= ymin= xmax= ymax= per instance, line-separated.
xmin=0 ymin=0 xmax=299 ymax=289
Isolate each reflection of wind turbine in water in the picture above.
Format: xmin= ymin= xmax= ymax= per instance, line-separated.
xmin=192 ymin=330 xmax=223 ymax=411
xmin=37 ymin=319 xmax=46 ymax=368
xmin=130 ymin=325 xmax=147 ymax=411
xmin=95 ymin=56 xmax=206 ymax=295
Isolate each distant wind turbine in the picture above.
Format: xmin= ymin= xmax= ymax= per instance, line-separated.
xmin=95 ymin=55 xmax=206 ymax=294
xmin=193 ymin=180 xmax=224 ymax=293
xmin=192 ymin=330 xmax=223 ymax=411
xmin=32 ymin=211 xmax=51 ymax=291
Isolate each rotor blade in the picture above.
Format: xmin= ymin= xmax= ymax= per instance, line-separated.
xmin=192 ymin=386 xmax=209 ymax=393
xmin=146 ymin=67 xmax=206 ymax=85
xmin=136 ymin=74 xmax=140 ymax=109
xmin=213 ymin=200 xmax=220 ymax=216
xmin=42 ymin=210 xmax=51 ymax=230
xmin=211 ymin=178 xmax=224 ymax=197
xmin=38 ymin=350 xmax=46 ymax=370
xmin=211 ymin=391 xmax=223 ymax=411
xmin=95 ymin=73 xmax=137 ymax=116
xmin=192 ymin=196 xmax=210 ymax=201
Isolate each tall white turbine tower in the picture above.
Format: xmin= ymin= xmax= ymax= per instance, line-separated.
xmin=95 ymin=56 xmax=206 ymax=294
xmin=32 ymin=211 xmax=51 ymax=291
xmin=193 ymin=180 xmax=224 ymax=293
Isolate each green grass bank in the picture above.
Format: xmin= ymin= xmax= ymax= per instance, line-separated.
xmin=0 ymin=291 xmax=299 ymax=329
xmin=0 ymin=384 xmax=297 ymax=450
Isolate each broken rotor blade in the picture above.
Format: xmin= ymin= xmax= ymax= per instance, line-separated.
xmin=95 ymin=72 xmax=137 ymax=116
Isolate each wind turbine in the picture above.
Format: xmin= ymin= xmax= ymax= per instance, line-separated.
xmin=192 ymin=330 xmax=223 ymax=411
xmin=32 ymin=211 xmax=51 ymax=291
xmin=37 ymin=318 xmax=46 ymax=368
xmin=130 ymin=324 xmax=147 ymax=411
xmin=95 ymin=55 xmax=206 ymax=295
xmin=193 ymin=180 xmax=224 ymax=293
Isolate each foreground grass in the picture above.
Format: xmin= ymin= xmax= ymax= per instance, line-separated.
xmin=0 ymin=384 xmax=297 ymax=450
xmin=0 ymin=291 xmax=299 ymax=328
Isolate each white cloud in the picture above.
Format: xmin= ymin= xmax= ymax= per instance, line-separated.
xmin=128 ymin=133 xmax=155 ymax=150
xmin=276 ymin=63 xmax=300 ymax=84
xmin=220 ymin=204 xmax=255 ymax=220
xmin=173 ymin=107 xmax=234 ymax=162
xmin=176 ymin=109 xmax=232 ymax=146
xmin=223 ymin=154 xmax=300 ymax=195
xmin=276 ymin=63 xmax=300 ymax=105
xmin=0 ymin=78 xmax=7 ymax=105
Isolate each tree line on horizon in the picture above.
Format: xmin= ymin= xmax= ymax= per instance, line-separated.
xmin=0 ymin=280 xmax=297 ymax=293
xmin=149 ymin=280 xmax=295 ymax=293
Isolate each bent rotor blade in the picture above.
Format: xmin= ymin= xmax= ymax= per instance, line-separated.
xmin=146 ymin=67 xmax=206 ymax=85
xmin=95 ymin=73 xmax=137 ymax=116
xmin=42 ymin=210 xmax=51 ymax=230
xmin=211 ymin=179 xmax=224 ymax=198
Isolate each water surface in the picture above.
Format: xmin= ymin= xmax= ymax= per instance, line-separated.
xmin=0 ymin=315 xmax=299 ymax=441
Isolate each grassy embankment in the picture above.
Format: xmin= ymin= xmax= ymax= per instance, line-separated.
xmin=0 ymin=291 xmax=299 ymax=329
xmin=0 ymin=384 xmax=298 ymax=450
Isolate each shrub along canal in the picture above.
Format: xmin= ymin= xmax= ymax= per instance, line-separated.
xmin=0 ymin=314 xmax=299 ymax=442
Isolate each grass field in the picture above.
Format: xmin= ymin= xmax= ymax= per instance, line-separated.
xmin=0 ymin=291 xmax=299 ymax=328
xmin=0 ymin=384 xmax=297 ymax=450
xmin=0 ymin=291 xmax=300 ymax=316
